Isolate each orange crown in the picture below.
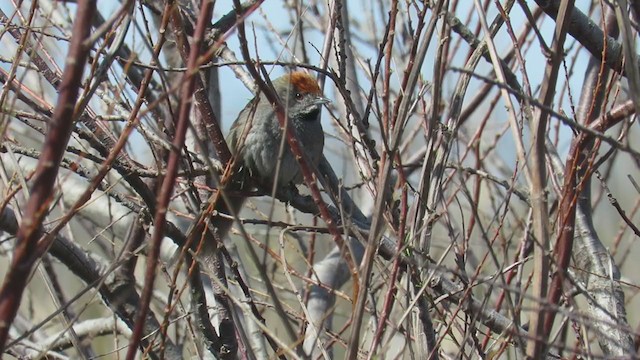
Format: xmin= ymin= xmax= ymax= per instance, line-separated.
xmin=287 ymin=72 xmax=322 ymax=95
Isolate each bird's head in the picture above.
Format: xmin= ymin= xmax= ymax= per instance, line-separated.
xmin=273 ymin=72 xmax=330 ymax=121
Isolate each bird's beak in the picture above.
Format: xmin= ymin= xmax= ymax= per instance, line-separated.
xmin=313 ymin=96 xmax=331 ymax=106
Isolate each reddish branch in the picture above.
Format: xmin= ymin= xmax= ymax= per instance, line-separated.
xmin=544 ymin=100 xmax=635 ymax=333
xmin=125 ymin=1 xmax=215 ymax=359
xmin=526 ymin=0 xmax=574 ymax=356
xmin=169 ymin=5 xmax=232 ymax=165
xmin=231 ymin=0 xmax=359 ymax=286
xmin=0 ymin=0 xmax=96 ymax=352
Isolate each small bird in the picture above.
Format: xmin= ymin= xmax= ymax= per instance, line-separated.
xmin=227 ymin=72 xmax=329 ymax=188
xmin=214 ymin=71 xmax=329 ymax=237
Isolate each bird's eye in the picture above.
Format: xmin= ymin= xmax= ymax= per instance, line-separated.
xmin=295 ymin=92 xmax=303 ymax=100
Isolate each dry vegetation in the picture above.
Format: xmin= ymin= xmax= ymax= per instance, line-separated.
xmin=0 ymin=0 xmax=639 ymax=359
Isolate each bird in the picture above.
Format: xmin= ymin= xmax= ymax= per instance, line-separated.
xmin=213 ymin=71 xmax=330 ymax=238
